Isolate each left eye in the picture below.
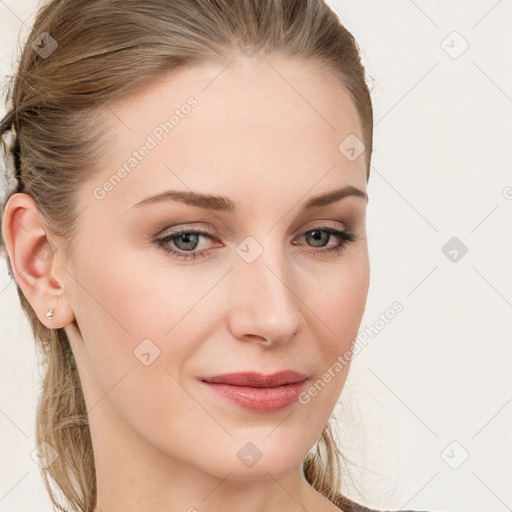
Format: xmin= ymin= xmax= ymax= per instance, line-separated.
xmin=154 ymin=226 xmax=356 ymax=260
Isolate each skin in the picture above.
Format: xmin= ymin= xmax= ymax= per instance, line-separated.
xmin=3 ymin=56 xmax=370 ymax=512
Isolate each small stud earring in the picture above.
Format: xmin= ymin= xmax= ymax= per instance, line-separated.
xmin=45 ymin=308 xmax=54 ymax=321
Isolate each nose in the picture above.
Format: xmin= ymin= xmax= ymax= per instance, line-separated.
xmin=227 ymin=241 xmax=305 ymax=348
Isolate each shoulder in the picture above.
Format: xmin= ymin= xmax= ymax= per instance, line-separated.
xmin=350 ymin=506 xmax=433 ymax=512
xmin=351 ymin=507 xmax=433 ymax=512
xmin=334 ymin=495 xmax=435 ymax=512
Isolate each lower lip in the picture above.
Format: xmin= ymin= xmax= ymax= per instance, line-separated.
xmin=201 ymin=380 xmax=307 ymax=412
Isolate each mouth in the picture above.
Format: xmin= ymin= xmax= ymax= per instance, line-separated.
xmin=198 ymin=371 xmax=308 ymax=412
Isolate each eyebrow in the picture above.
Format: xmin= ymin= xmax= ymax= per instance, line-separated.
xmin=130 ymin=185 xmax=368 ymax=212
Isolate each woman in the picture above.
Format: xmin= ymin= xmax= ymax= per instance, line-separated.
xmin=0 ymin=1 xmax=431 ymax=511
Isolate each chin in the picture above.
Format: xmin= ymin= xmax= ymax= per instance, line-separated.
xmin=219 ymin=461 xmax=298 ymax=481
xmin=214 ymin=444 xmax=306 ymax=481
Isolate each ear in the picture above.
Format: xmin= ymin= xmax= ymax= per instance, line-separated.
xmin=1 ymin=192 xmax=75 ymax=328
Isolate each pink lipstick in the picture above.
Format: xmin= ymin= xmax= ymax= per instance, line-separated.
xmin=199 ymin=371 xmax=308 ymax=412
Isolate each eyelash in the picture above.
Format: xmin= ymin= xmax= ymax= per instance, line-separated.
xmin=154 ymin=225 xmax=356 ymax=261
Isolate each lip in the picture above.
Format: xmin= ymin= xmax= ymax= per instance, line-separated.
xmin=198 ymin=371 xmax=308 ymax=413
xmin=199 ymin=370 xmax=308 ymax=387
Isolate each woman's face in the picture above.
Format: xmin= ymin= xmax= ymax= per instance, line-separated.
xmin=63 ymin=56 xmax=369 ymax=480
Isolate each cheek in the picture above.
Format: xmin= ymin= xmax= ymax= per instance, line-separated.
xmin=73 ymin=242 xmax=206 ymax=342
xmin=66 ymin=248 xmax=178 ymax=403
xmin=68 ymin=253 xmax=200 ymax=455
xmin=306 ymin=253 xmax=369 ymax=354
xmin=68 ymin=245 xmax=219 ymax=414
xmin=293 ymin=254 xmax=369 ymax=414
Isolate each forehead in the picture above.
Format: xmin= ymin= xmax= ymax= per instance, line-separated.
xmin=84 ymin=57 xmax=366 ymax=215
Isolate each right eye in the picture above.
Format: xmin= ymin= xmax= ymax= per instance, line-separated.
xmin=154 ymin=227 xmax=221 ymax=260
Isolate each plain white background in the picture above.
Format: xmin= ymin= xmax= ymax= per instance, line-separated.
xmin=1 ymin=1 xmax=511 ymax=511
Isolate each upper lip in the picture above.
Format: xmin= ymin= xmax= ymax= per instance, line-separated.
xmin=200 ymin=370 xmax=308 ymax=388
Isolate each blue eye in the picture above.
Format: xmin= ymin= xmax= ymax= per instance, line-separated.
xmin=301 ymin=227 xmax=356 ymax=256
xmin=154 ymin=226 xmax=356 ymax=261
xmin=155 ymin=228 xmax=215 ymax=260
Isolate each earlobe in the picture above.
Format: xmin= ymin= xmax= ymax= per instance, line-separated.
xmin=1 ymin=192 xmax=75 ymax=329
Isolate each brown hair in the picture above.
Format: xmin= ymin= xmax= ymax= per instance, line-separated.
xmin=0 ymin=1 xmax=373 ymax=511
